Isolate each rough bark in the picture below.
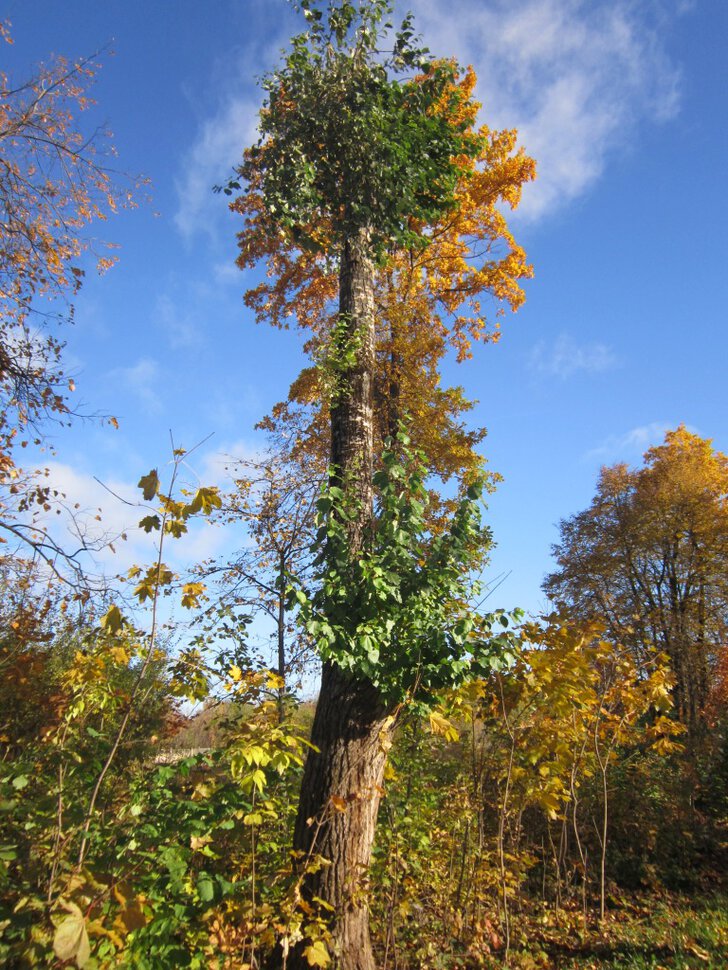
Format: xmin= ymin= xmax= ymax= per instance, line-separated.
xmin=286 ymin=227 xmax=394 ymax=969
xmin=330 ymin=227 xmax=376 ymax=554
xmin=292 ymin=664 xmax=395 ymax=970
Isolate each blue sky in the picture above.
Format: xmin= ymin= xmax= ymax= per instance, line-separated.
xmin=4 ymin=0 xmax=727 ymax=621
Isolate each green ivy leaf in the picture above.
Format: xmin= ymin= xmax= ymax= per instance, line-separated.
xmin=197 ymin=875 xmax=215 ymax=902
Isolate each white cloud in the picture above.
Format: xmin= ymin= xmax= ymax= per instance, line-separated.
xmin=529 ymin=332 xmax=617 ymax=378
xmin=584 ymin=421 xmax=691 ymax=462
xmin=173 ymin=26 xmax=291 ymax=241
xmin=39 ymin=458 xmax=237 ymax=580
xmin=38 ymin=461 xmax=155 ymax=576
xmin=175 ymin=0 xmax=685 ymax=235
xmin=412 ymin=0 xmax=684 ymax=219
xmin=174 ymin=94 xmax=259 ymax=240
xmin=111 ymin=357 xmax=162 ymax=413
xmin=212 ymin=259 xmax=243 ymax=285
xmin=195 ymin=438 xmax=264 ymax=489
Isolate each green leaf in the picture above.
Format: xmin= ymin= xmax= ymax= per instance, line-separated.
xmin=139 ymin=514 xmax=161 ymax=532
xmin=197 ymin=875 xmax=215 ymax=902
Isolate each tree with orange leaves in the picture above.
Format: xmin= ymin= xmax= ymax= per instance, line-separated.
xmin=227 ymin=3 xmax=534 ymax=965
xmin=0 ymin=22 xmax=135 ymax=578
xmin=231 ymin=63 xmax=535 ymax=504
xmin=0 ymin=24 xmax=133 ymax=430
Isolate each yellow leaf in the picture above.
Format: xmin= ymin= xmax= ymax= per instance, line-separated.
xmin=181 ymin=582 xmax=206 ymax=609
xmin=100 ymin=604 xmax=124 ymax=634
xmin=304 ymin=940 xmax=331 ymax=967
xmin=190 ymin=834 xmax=212 ymax=851
xmin=266 ymin=670 xmax=285 ymax=690
xmin=53 ymin=904 xmax=91 ymax=968
xmin=428 ymin=711 xmax=459 ymax=742
xmin=110 ymin=645 xmax=130 ymax=665
xmin=138 ymin=469 xmax=160 ymax=501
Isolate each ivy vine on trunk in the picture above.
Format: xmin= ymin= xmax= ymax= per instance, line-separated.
xmin=231 ymin=2 xmax=525 ymax=965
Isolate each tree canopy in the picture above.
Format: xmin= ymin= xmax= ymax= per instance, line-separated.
xmin=231 ymin=19 xmax=535 ymax=507
xmin=544 ymin=426 xmax=728 ymax=735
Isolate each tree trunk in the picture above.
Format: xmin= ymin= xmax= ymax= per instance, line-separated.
xmin=277 ymin=550 xmax=286 ymax=724
xmin=287 ymin=227 xmax=394 ymax=969
xmin=329 ymin=226 xmax=376 ymax=551
xmin=293 ymin=664 xmax=395 ymax=969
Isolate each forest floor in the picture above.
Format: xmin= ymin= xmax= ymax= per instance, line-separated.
xmin=493 ymin=892 xmax=728 ymax=970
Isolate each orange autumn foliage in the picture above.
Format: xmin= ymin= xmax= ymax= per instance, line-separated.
xmin=232 ymin=66 xmax=535 ymax=497
xmin=0 ymin=23 xmax=141 ymax=577
xmin=0 ymin=23 xmax=138 ymax=437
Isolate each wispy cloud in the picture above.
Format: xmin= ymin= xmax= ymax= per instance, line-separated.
xmin=196 ymin=437 xmax=263 ymax=488
xmin=112 ymin=357 xmax=162 ymax=413
xmin=40 ymin=460 xmax=234 ymax=580
xmin=156 ymin=293 xmax=200 ymax=349
xmin=176 ymin=0 xmax=685 ymax=234
xmin=174 ymin=95 xmax=259 ymax=240
xmin=584 ymin=421 xmax=687 ymax=462
xmin=529 ymin=332 xmax=617 ymax=379
xmin=212 ymin=259 xmax=243 ymax=286
xmin=174 ymin=24 xmax=291 ymax=241
xmin=40 ymin=461 xmax=154 ymax=575
xmin=413 ymin=0 xmax=684 ymax=219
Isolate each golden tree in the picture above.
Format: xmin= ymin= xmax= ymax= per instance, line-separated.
xmin=545 ymin=426 xmax=728 ymax=736
xmin=229 ymin=3 xmax=534 ymax=964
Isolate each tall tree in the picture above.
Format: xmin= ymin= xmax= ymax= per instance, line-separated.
xmin=232 ymin=63 xmax=534 ymax=514
xmin=234 ymin=3 xmax=530 ymax=965
xmin=544 ymin=426 xmax=728 ymax=737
